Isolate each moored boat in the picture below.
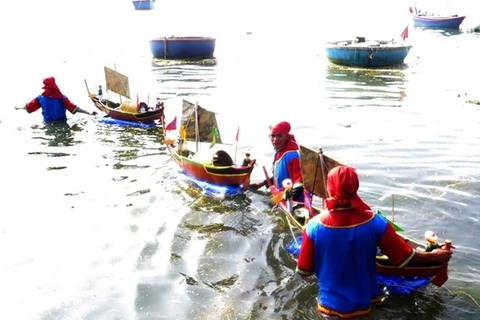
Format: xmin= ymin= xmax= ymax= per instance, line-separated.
xmin=325 ymin=37 xmax=412 ymax=68
xmin=149 ymin=36 xmax=216 ymax=60
xmin=132 ymin=0 xmax=156 ymax=11
xmin=409 ymin=6 xmax=466 ymax=29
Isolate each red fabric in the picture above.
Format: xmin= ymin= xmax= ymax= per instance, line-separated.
xmin=41 ymin=77 xmax=62 ymax=99
xmin=25 ymin=94 xmax=77 ymax=114
xmin=378 ymin=223 xmax=415 ymax=266
xmin=325 ymin=166 xmax=371 ymax=211
xmin=400 ymin=26 xmax=408 ymax=40
xmin=296 ymin=230 xmax=315 ymax=276
xmin=269 ymin=121 xmax=291 ymax=134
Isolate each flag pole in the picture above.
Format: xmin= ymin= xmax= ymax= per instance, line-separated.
xmin=234 ymin=126 xmax=239 ymax=163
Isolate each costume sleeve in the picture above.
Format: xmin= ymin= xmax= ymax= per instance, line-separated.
xmin=296 ymin=230 xmax=315 ymax=276
xmin=287 ymin=156 xmax=303 ymax=188
xmin=63 ymin=96 xmax=78 ymax=114
xmin=377 ymin=223 xmax=416 ymax=268
xmin=25 ymin=98 xmax=41 ymax=113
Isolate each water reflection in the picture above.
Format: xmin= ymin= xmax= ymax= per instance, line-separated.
xmin=324 ymin=65 xmax=407 ymax=108
xmin=151 ymin=65 xmax=217 ymax=97
xmin=31 ymin=120 xmax=84 ymax=147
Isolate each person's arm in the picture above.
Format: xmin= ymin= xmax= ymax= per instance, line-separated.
xmin=16 ymin=97 xmax=42 ymax=113
xmin=378 ymin=224 xmax=452 ymax=267
xmin=296 ymin=229 xmax=315 ymax=280
xmin=410 ymin=247 xmax=452 ymax=266
xmin=63 ymin=96 xmax=97 ymax=115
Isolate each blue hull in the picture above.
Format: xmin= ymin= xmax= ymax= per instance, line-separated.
xmin=149 ymin=37 xmax=216 ymax=60
xmin=325 ymin=40 xmax=412 ymax=68
xmin=132 ymin=0 xmax=155 ymax=10
xmin=412 ymin=15 xmax=465 ymax=29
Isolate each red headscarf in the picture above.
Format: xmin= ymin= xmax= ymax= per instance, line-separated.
xmin=325 ymin=165 xmax=371 ymax=211
xmin=269 ymin=121 xmax=298 ymax=151
xmin=41 ymin=77 xmax=62 ymax=99
xmin=269 ymin=121 xmax=291 ymax=135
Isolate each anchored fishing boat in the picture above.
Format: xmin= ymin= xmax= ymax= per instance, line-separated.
xmin=325 ymin=37 xmax=412 ymax=68
xmin=273 ymin=145 xmax=452 ymax=293
xmin=149 ymin=36 xmax=216 ymax=60
xmin=409 ymin=6 xmax=466 ymax=29
xmin=132 ymin=0 xmax=156 ymax=11
xmin=163 ymin=99 xmax=255 ymax=195
xmin=85 ymin=67 xmax=164 ymax=125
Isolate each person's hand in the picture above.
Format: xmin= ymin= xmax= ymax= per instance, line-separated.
xmin=431 ymin=248 xmax=453 ymax=263
xmin=14 ymin=106 xmax=25 ymax=110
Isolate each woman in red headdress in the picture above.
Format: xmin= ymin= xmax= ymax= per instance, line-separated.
xmin=16 ymin=77 xmax=96 ymax=123
xmin=249 ymin=121 xmax=304 ymax=202
xmin=296 ymin=165 xmax=453 ymax=319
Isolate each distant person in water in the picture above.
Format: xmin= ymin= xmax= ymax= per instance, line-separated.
xmin=16 ymin=77 xmax=96 ymax=123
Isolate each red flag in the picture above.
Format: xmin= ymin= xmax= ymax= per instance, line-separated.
xmin=400 ymin=26 xmax=408 ymax=40
xmin=235 ymin=126 xmax=240 ymax=142
xmin=165 ymin=116 xmax=177 ymax=131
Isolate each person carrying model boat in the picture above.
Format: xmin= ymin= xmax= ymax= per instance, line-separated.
xmin=16 ymin=77 xmax=97 ymax=123
xmin=296 ymin=165 xmax=453 ymax=319
xmin=249 ymin=121 xmax=304 ymax=202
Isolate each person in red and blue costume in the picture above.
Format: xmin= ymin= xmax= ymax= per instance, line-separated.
xmin=296 ymin=165 xmax=453 ymax=319
xmin=16 ymin=77 xmax=96 ymax=123
xmin=249 ymin=121 xmax=304 ymax=202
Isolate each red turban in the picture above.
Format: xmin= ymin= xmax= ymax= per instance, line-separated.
xmin=325 ymin=166 xmax=371 ymax=211
xmin=269 ymin=121 xmax=291 ymax=134
xmin=41 ymin=77 xmax=62 ymax=99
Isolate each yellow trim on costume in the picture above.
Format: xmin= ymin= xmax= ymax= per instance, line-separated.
xmin=318 ymin=300 xmax=376 ymax=319
xmin=319 ymin=213 xmax=375 ymax=229
xmin=396 ymin=249 xmax=416 ymax=269
xmin=295 ymin=267 xmax=314 ymax=277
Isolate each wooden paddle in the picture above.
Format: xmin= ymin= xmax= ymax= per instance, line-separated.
xmin=430 ymin=239 xmax=452 ymax=287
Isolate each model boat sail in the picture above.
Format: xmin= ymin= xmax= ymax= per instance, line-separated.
xmin=180 ymin=99 xmax=222 ymax=152
xmin=164 ymin=99 xmax=255 ymax=194
xmin=104 ymin=66 xmax=131 ymax=100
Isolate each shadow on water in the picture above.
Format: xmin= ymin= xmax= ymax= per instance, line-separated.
xmin=30 ymin=120 xmax=84 ymax=148
xmin=94 ymin=123 xmax=164 ymax=167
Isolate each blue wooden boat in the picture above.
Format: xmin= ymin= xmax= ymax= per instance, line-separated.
xmin=149 ymin=36 xmax=216 ymax=60
xmin=325 ymin=38 xmax=412 ymax=68
xmin=132 ymin=0 xmax=155 ymax=11
xmin=409 ymin=6 xmax=465 ymax=29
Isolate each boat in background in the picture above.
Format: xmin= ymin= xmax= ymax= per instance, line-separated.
xmin=409 ymin=6 xmax=466 ymax=29
xmin=132 ymin=0 xmax=156 ymax=10
xmin=163 ymin=99 xmax=255 ymax=195
xmin=325 ymin=37 xmax=412 ymax=68
xmin=149 ymin=37 xmax=216 ymax=60
xmin=85 ymin=67 xmax=164 ymax=125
